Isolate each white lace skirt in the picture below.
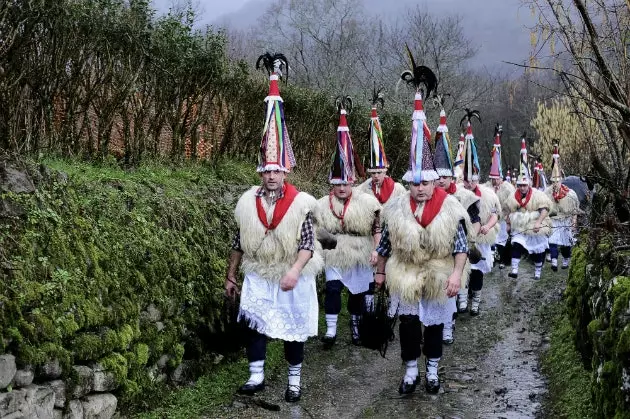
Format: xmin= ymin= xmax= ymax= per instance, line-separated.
xmin=512 ymin=233 xmax=549 ymax=254
xmin=387 ymin=293 xmax=456 ymax=327
xmin=471 ymin=242 xmax=494 ymax=274
xmin=549 ymin=217 xmax=575 ymax=247
xmin=325 ymin=265 xmax=373 ymax=294
xmin=239 ymin=272 xmax=318 ymax=342
xmin=495 ymin=220 xmax=509 ymax=246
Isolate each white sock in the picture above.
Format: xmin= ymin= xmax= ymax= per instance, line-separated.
xmin=350 ymin=314 xmax=360 ymax=339
xmin=534 ymin=262 xmax=543 ymax=277
xmin=404 ymin=359 xmax=418 ymax=384
xmin=551 ymin=258 xmax=558 ymax=267
xmin=325 ymin=314 xmax=338 ymax=337
xmin=426 ymin=357 xmax=440 ymax=380
xmin=247 ymin=360 xmax=264 ymax=385
xmin=511 ymin=258 xmax=520 ymax=273
xmin=288 ymin=363 xmax=301 ymax=389
xmin=563 ymin=257 xmax=570 ymax=267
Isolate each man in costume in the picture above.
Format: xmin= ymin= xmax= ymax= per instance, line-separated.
xmin=358 ymin=87 xmax=406 ymax=205
xmin=488 ymin=124 xmax=516 ymax=270
xmin=433 ymin=109 xmax=480 ymax=341
xmin=314 ymin=97 xmax=381 ymax=348
xmin=505 ymin=137 xmax=552 ymax=280
xmin=225 ymin=55 xmax=323 ymax=403
xmin=375 ymin=84 xmax=471 ymax=394
xmin=461 ymin=122 xmax=501 ymax=316
xmin=533 ymin=161 xmax=548 ymax=191
xmin=545 ymin=144 xmax=580 ymax=270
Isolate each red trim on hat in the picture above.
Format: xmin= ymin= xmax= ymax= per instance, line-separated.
xmin=268 ymin=73 xmax=280 ymax=97
xmin=371 ymin=107 xmax=377 ymax=118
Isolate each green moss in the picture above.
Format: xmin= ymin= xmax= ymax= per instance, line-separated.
xmin=100 ymin=352 xmax=129 ymax=384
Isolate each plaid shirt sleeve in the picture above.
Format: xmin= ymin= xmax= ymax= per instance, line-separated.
xmin=453 ymin=220 xmax=469 ymax=254
xmin=297 ymin=212 xmax=315 ymax=252
xmin=372 ymin=210 xmax=382 ymax=235
xmin=231 ymin=231 xmax=243 ymax=252
xmin=376 ymin=224 xmax=392 ymax=257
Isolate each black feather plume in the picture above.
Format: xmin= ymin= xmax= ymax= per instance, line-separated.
xmin=371 ymin=84 xmax=385 ymax=108
xmin=459 ymin=108 xmax=482 ymax=127
xmin=335 ymin=95 xmax=353 ymax=114
xmin=255 ymin=52 xmax=289 ymax=81
xmin=399 ymin=43 xmax=438 ymax=98
xmin=494 ymin=123 xmax=503 ymax=137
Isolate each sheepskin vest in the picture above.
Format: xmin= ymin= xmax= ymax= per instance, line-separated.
xmin=314 ymin=188 xmax=381 ymax=271
xmin=452 ymin=184 xmax=480 ymax=217
xmin=506 ymin=187 xmax=552 ymax=237
xmin=234 ymin=186 xmax=324 ymax=282
xmin=494 ymin=181 xmax=516 ymax=219
xmin=545 ymin=186 xmax=580 ymax=221
xmin=358 ymin=178 xmax=406 ymax=204
xmin=382 ymin=191 xmax=473 ymax=304
xmin=475 ymin=185 xmax=502 ymax=245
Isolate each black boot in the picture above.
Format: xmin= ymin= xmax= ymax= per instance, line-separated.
xmin=398 ymin=376 xmax=419 ymax=394
xmin=284 ymin=385 xmax=301 ymax=402
xmin=321 ymin=335 xmax=336 ymax=349
xmin=237 ymin=381 xmax=265 ymax=395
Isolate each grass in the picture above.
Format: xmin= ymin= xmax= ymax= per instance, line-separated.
xmin=538 ymin=295 xmax=596 ymax=418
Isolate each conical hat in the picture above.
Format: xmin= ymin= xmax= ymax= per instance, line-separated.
xmin=402 ymin=92 xmax=438 ymax=183
xmin=550 ymin=143 xmax=562 ymax=181
xmin=329 ymin=107 xmax=357 ymax=184
xmin=433 ymin=109 xmax=454 ymax=177
xmin=453 ymin=132 xmax=466 ymax=180
xmin=257 ymin=72 xmax=296 ymax=172
xmin=367 ymin=106 xmax=388 ymax=172
xmin=463 ymin=122 xmax=480 ymax=182
xmin=488 ymin=125 xmax=503 ymax=179
xmin=516 ymin=137 xmax=531 ymax=185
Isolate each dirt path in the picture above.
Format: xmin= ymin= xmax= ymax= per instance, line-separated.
xmin=216 ymin=261 xmax=561 ymax=419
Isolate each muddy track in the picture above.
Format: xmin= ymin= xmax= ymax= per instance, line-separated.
xmin=215 ymin=261 xmax=563 ymax=419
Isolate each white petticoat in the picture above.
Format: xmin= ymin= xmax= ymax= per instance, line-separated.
xmin=471 ymin=242 xmax=494 ymax=274
xmin=238 ymin=272 xmax=318 ymax=342
xmin=511 ymin=233 xmax=549 ymax=254
xmin=549 ymin=217 xmax=575 ymax=247
xmin=387 ymin=293 xmax=456 ymax=327
xmin=495 ymin=220 xmax=509 ymax=246
xmin=325 ymin=265 xmax=373 ymax=294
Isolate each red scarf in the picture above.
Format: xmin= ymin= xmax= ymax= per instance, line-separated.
xmin=372 ymin=177 xmax=395 ymax=204
xmin=256 ymin=183 xmax=299 ymax=232
xmin=446 ymin=182 xmax=457 ymax=195
xmin=410 ymin=187 xmax=448 ymax=228
xmin=553 ymin=184 xmax=569 ymax=202
xmin=515 ymin=187 xmax=533 ymax=209
xmin=329 ymin=191 xmax=352 ymax=229
xmin=473 ymin=186 xmax=482 ymax=197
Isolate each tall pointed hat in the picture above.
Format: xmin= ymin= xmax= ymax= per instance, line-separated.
xmin=433 ymin=98 xmax=454 ymax=177
xmin=532 ymin=161 xmax=547 ymax=189
xmin=489 ymin=123 xmax=504 ymax=179
xmin=549 ymin=143 xmax=562 ymax=181
xmin=366 ymin=86 xmax=388 ymax=173
xmin=460 ymin=109 xmax=482 ymax=182
xmin=516 ymin=133 xmax=531 ymax=185
xmin=453 ymin=131 xmax=466 ymax=180
xmin=399 ymin=45 xmax=438 ymax=183
xmin=255 ymin=53 xmax=296 ymax=172
xmin=329 ymin=96 xmax=358 ymax=184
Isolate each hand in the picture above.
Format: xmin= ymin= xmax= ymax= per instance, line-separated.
xmin=374 ymin=272 xmax=386 ymax=288
xmin=369 ymin=250 xmax=378 ymax=266
xmin=445 ymin=272 xmax=461 ymax=298
xmin=225 ymin=276 xmax=240 ymax=299
xmin=533 ymin=221 xmax=542 ymax=233
xmin=479 ymin=225 xmax=489 ymax=235
xmin=280 ymin=267 xmax=299 ymax=291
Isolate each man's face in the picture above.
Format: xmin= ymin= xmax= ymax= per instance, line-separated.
xmin=260 ymin=170 xmax=286 ymax=192
xmin=436 ymin=176 xmax=453 ymax=190
xmin=332 ymin=183 xmax=353 ymax=199
xmin=517 ymin=183 xmax=531 ymax=194
xmin=409 ymin=180 xmax=435 ymax=203
xmin=552 ymin=181 xmax=561 ymax=192
xmin=463 ymin=179 xmax=478 ymax=191
xmin=491 ymin=178 xmax=502 ymax=188
xmin=371 ymin=171 xmax=387 ymax=187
